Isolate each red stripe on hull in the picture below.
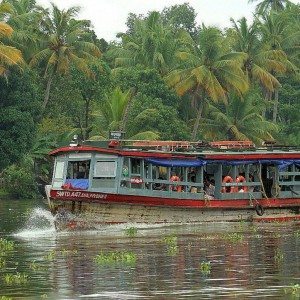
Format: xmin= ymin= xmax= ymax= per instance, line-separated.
xmin=50 ymin=189 xmax=300 ymax=209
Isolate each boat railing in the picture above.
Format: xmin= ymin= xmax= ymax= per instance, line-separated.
xmin=84 ymin=139 xmax=300 ymax=153
xmin=120 ymin=176 xmax=204 ymax=193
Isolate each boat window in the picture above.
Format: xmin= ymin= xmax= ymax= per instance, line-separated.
xmin=52 ymin=159 xmax=66 ymax=188
xmin=188 ymin=167 xmax=196 ymax=183
xmin=67 ymin=160 xmax=90 ymax=179
xmin=151 ymin=166 xmax=168 ymax=191
xmin=205 ymin=164 xmax=218 ymax=182
xmin=131 ymin=158 xmax=141 ymax=175
xmin=152 ymin=166 xmax=167 ymax=180
xmin=295 ymin=165 xmax=300 ymax=181
xmin=278 ymin=163 xmax=300 ymax=194
xmin=54 ymin=161 xmax=65 ymax=179
xmin=219 ymin=163 xmax=261 ymax=194
xmin=94 ymin=161 xmax=117 ymax=178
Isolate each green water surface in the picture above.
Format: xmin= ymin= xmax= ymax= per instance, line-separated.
xmin=0 ymin=198 xmax=299 ymax=299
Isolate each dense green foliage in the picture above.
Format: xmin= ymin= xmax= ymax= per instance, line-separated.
xmin=0 ymin=69 xmax=42 ymax=170
xmin=0 ymin=0 xmax=299 ymax=198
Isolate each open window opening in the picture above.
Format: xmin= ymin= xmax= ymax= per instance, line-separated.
xmin=64 ymin=160 xmax=90 ymax=190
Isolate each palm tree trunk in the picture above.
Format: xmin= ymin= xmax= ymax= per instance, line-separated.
xmin=191 ymin=101 xmax=204 ymax=141
xmin=42 ymin=76 xmax=53 ymax=110
xmin=272 ymin=89 xmax=279 ymax=123
xmin=120 ymin=89 xmax=135 ymax=132
xmin=262 ymin=90 xmax=270 ymax=118
xmin=120 ymin=102 xmax=131 ymax=132
xmin=84 ymin=98 xmax=91 ymax=140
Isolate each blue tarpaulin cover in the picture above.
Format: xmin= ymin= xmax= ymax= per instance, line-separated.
xmin=146 ymin=158 xmax=206 ymax=167
xmin=211 ymin=159 xmax=300 ymax=171
xmin=146 ymin=158 xmax=300 ymax=171
xmin=65 ymin=179 xmax=89 ymax=190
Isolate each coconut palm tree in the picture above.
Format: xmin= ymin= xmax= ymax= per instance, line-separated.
xmin=110 ymin=11 xmax=178 ymax=75
xmin=30 ymin=3 xmax=101 ymax=110
xmin=90 ymin=87 xmax=159 ymax=140
xmin=259 ymin=12 xmax=299 ymax=122
xmin=230 ymin=16 xmax=287 ymax=116
xmin=166 ymin=26 xmax=248 ymax=140
xmin=0 ymin=1 xmax=23 ymax=75
xmin=5 ymin=0 xmax=44 ymax=61
xmin=199 ymin=93 xmax=278 ymax=145
xmin=249 ymin=0 xmax=292 ymax=14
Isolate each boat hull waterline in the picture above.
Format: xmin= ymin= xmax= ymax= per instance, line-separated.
xmin=48 ymin=188 xmax=300 ymax=229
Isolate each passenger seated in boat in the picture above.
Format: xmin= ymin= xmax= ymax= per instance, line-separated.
xmin=188 ymin=168 xmax=197 ymax=192
xmin=76 ymin=165 xmax=86 ymax=179
xmin=153 ymin=177 xmax=166 ymax=191
xmin=248 ymin=174 xmax=254 ymax=192
xmin=188 ymin=168 xmax=196 ymax=183
xmin=170 ymin=172 xmax=181 ymax=192
xmin=204 ymin=179 xmax=215 ymax=199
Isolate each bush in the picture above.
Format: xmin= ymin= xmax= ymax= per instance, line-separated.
xmin=3 ymin=164 xmax=38 ymax=199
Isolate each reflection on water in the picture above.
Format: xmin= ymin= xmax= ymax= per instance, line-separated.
xmin=0 ymin=198 xmax=299 ymax=299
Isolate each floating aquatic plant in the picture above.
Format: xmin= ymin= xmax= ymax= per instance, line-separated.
xmin=0 ymin=296 xmax=13 ymax=300
xmin=162 ymin=235 xmax=177 ymax=247
xmin=237 ymin=220 xmax=246 ymax=230
xmin=44 ymin=250 xmax=56 ymax=261
xmin=249 ymin=225 xmax=258 ymax=234
xmin=4 ymin=272 xmax=29 ymax=285
xmin=274 ymin=249 xmax=284 ymax=263
xmin=0 ymin=257 xmax=6 ymax=269
xmin=284 ymin=284 xmax=300 ymax=297
xmin=162 ymin=235 xmax=179 ymax=256
xmin=0 ymin=239 xmax=15 ymax=253
xmin=272 ymin=232 xmax=281 ymax=238
xmin=199 ymin=261 xmax=211 ymax=275
xmin=224 ymin=232 xmax=244 ymax=243
xmin=29 ymin=260 xmax=45 ymax=271
xmin=60 ymin=249 xmax=78 ymax=257
xmin=125 ymin=227 xmax=138 ymax=237
xmin=94 ymin=250 xmax=136 ymax=265
xmin=294 ymin=230 xmax=300 ymax=238
xmin=43 ymin=248 xmax=78 ymax=261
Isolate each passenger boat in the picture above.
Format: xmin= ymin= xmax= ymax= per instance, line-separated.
xmin=45 ymin=133 xmax=300 ymax=229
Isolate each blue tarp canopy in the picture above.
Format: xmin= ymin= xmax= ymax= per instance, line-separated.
xmin=211 ymin=160 xmax=255 ymax=166
xmin=146 ymin=158 xmax=300 ymax=171
xmin=206 ymin=159 xmax=300 ymax=171
xmin=259 ymin=159 xmax=300 ymax=171
xmin=146 ymin=158 xmax=206 ymax=167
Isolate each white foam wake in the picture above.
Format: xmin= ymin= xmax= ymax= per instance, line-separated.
xmin=13 ymin=207 xmax=56 ymax=238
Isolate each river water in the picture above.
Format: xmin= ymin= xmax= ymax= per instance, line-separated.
xmin=0 ymin=198 xmax=299 ymax=299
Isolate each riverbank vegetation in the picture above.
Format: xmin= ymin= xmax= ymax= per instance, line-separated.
xmin=0 ymin=0 xmax=299 ymax=198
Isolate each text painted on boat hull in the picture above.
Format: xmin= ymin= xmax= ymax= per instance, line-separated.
xmin=55 ymin=190 xmax=107 ymax=200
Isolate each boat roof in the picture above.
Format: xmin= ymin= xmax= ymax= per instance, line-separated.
xmin=49 ymin=139 xmax=300 ymax=160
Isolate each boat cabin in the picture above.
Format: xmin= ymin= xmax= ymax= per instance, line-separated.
xmin=50 ymin=139 xmax=300 ymax=201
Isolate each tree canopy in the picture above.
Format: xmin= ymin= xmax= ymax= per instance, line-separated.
xmin=0 ymin=0 xmax=299 ymax=196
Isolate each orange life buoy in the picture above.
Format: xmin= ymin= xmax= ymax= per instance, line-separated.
xmin=222 ymin=176 xmax=235 ymax=193
xmin=235 ymin=176 xmax=248 ymax=192
xmin=170 ymin=175 xmax=182 ymax=192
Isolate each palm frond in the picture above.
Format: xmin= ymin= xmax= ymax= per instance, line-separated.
xmin=252 ymin=64 xmax=281 ymax=91
xmin=0 ymin=22 xmax=13 ymax=37
xmin=130 ymin=131 xmax=160 ymax=140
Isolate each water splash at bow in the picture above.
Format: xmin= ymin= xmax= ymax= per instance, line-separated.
xmin=14 ymin=207 xmax=56 ymax=238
